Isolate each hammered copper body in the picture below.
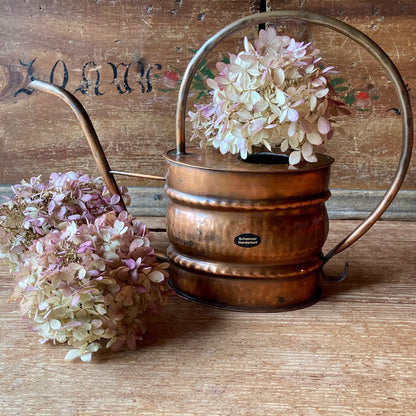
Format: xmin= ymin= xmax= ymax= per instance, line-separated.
xmin=165 ymin=148 xmax=333 ymax=310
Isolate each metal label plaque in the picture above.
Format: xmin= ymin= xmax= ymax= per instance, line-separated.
xmin=234 ymin=233 xmax=261 ymax=248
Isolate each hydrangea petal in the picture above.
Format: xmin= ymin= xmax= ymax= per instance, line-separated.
xmin=251 ymin=118 xmax=265 ymax=134
xmin=288 ymin=122 xmax=297 ymax=138
xmin=281 ymin=139 xmax=289 ymax=153
xmin=307 ymin=132 xmax=323 ymax=145
xmin=275 ymin=89 xmax=286 ymax=106
xmin=315 ymin=88 xmax=329 ymax=99
xmin=302 ymin=141 xmax=314 ymax=158
xmin=317 ymin=116 xmax=331 ymax=134
xmin=149 ymin=270 xmax=165 ymax=283
xmin=219 ymin=141 xmax=229 ymax=154
xmin=80 ymin=352 xmax=92 ymax=362
xmin=273 ymin=68 xmax=285 ymax=86
xmin=287 ymin=109 xmax=299 ymax=122
xmin=50 ymin=319 xmax=61 ymax=330
xmin=289 ymin=150 xmax=301 ymax=165
xmin=38 ymin=301 xmax=49 ymax=311
xmin=65 ymin=349 xmax=81 ymax=361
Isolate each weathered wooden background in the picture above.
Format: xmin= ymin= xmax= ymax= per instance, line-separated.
xmin=0 ymin=0 xmax=415 ymax=216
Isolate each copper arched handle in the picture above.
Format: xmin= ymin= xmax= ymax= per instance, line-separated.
xmin=175 ymin=10 xmax=413 ymax=263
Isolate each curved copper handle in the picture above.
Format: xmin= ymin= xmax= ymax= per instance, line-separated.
xmin=175 ymin=10 xmax=413 ymax=262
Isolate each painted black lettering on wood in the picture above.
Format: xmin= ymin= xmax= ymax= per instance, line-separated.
xmin=14 ymin=58 xmax=37 ymax=96
xmin=13 ymin=57 xmax=164 ymax=97
xmin=49 ymin=60 xmax=69 ymax=89
xmin=74 ymin=61 xmax=104 ymax=96
xmin=146 ymin=64 xmax=162 ymax=93
xmin=108 ymin=62 xmax=133 ymax=94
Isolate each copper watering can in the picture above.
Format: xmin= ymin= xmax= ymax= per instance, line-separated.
xmin=28 ymin=11 xmax=413 ymax=311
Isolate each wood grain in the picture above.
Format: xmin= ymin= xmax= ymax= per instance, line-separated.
xmin=1 ymin=219 xmax=415 ymax=415
xmin=0 ymin=0 xmax=415 ymax=192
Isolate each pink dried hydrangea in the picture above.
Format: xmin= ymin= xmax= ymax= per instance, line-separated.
xmin=10 ymin=210 xmax=170 ymax=361
xmin=189 ymin=27 xmax=348 ymax=165
xmin=1 ymin=172 xmax=171 ymax=360
xmin=0 ymin=172 xmax=130 ymax=270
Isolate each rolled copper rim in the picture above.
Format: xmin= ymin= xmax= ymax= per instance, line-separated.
xmin=165 ymin=187 xmax=331 ymax=211
xmin=167 ymin=247 xmax=323 ymax=279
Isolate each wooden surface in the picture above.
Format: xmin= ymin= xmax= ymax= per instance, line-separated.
xmin=1 ymin=218 xmax=415 ymax=416
xmin=1 ymin=0 xmax=415 ymax=191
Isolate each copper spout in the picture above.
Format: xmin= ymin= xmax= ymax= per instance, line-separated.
xmin=28 ymin=80 xmax=127 ymax=210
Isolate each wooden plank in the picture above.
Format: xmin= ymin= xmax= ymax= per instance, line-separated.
xmin=0 ymin=0 xmax=415 ymax=191
xmin=0 ymin=219 xmax=415 ymax=415
xmin=325 ymin=189 xmax=416 ymax=220
xmin=2 ymin=184 xmax=414 ymax=220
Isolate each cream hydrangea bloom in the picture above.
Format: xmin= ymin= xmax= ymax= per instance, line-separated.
xmin=10 ymin=211 xmax=170 ymax=361
xmin=189 ymin=27 xmax=346 ymax=165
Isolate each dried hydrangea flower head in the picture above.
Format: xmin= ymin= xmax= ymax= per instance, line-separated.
xmin=0 ymin=172 xmax=129 ymax=270
xmin=11 ymin=210 xmax=170 ymax=361
xmin=189 ymin=27 xmax=347 ymax=165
